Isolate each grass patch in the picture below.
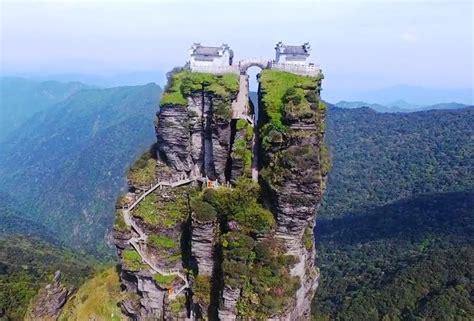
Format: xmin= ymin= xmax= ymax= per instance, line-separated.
xmin=259 ymin=70 xmax=322 ymax=149
xmin=132 ymin=189 xmax=188 ymax=228
xmin=121 ymin=249 xmax=144 ymax=271
xmin=153 ymin=272 xmax=176 ymax=289
xmin=162 ymin=190 xmax=190 ymax=228
xmin=147 ymin=234 xmax=178 ymax=250
xmin=59 ymin=267 xmax=125 ymax=321
xmin=113 ymin=210 xmax=130 ymax=232
xmin=193 ymin=177 xmax=274 ymax=235
xmin=128 ymin=152 xmax=156 ymax=185
xmin=190 ymin=196 xmax=217 ymax=222
xmin=160 ymin=70 xmax=239 ymax=107
xmin=133 ymin=193 xmax=159 ymax=225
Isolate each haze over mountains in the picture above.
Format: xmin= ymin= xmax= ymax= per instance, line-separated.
xmin=334 ymin=100 xmax=471 ymax=113
xmin=0 ymin=77 xmax=89 ymax=140
xmin=0 ymin=77 xmax=472 ymax=319
xmin=336 ymin=84 xmax=474 ymax=107
xmin=0 ymin=78 xmax=161 ymax=254
xmin=3 ymin=71 xmax=167 ymax=89
xmin=4 ymin=72 xmax=473 ymax=109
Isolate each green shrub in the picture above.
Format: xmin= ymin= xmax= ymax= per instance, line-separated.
xmin=169 ymin=296 xmax=186 ymax=314
xmin=221 ymin=232 xmax=256 ymax=289
xmin=213 ymin=99 xmax=232 ymax=121
xmin=318 ymin=100 xmax=327 ymax=112
xmin=147 ymin=234 xmax=178 ymax=249
xmin=233 ymin=201 xmax=274 ymax=235
xmin=193 ymin=275 xmax=211 ymax=305
xmin=160 ymin=71 xmax=239 ymax=107
xmin=133 ymin=193 xmax=159 ymax=225
xmin=153 ymin=273 xmax=176 ymax=289
xmin=283 ymin=87 xmax=304 ymax=105
xmin=255 ymin=238 xmax=285 ymax=263
xmin=190 ymin=196 xmax=217 ymax=222
xmin=133 ymin=189 xmax=189 ymax=228
xmin=122 ymin=249 xmax=144 ymax=271
xmin=201 ymin=188 xmax=220 ymax=208
xmin=236 ymin=118 xmax=247 ymax=130
xmin=221 ymin=233 xmax=302 ymax=318
xmin=236 ymin=119 xmax=254 ymax=141
xmin=305 ymin=91 xmax=318 ymax=103
xmin=231 ymin=138 xmax=252 ymax=173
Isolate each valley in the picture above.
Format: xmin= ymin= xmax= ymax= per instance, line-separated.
xmin=0 ymin=77 xmax=472 ymax=320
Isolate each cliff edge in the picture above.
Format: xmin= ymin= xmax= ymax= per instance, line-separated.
xmin=113 ymin=66 xmax=327 ymax=320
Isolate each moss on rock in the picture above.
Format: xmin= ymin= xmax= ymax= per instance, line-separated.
xmin=160 ymin=70 xmax=239 ymax=107
xmin=259 ymin=69 xmax=323 ymax=150
xmin=122 ymin=249 xmax=145 ymax=272
xmin=128 ymin=151 xmax=156 ymax=185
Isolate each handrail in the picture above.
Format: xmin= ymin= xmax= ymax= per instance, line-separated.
xmin=120 ymin=176 xmax=207 ymax=299
xmin=128 ymin=237 xmax=189 ymax=299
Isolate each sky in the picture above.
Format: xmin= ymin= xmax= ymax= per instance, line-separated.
xmin=1 ymin=0 xmax=473 ymax=102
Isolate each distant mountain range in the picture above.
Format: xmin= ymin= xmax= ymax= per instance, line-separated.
xmin=335 ymin=84 xmax=474 ymax=106
xmin=2 ymin=71 xmax=167 ymax=89
xmin=0 ymin=78 xmax=161 ymax=254
xmin=0 ymin=77 xmax=89 ymax=140
xmin=250 ymin=90 xmax=471 ymax=113
xmin=334 ymin=100 xmax=471 ymax=113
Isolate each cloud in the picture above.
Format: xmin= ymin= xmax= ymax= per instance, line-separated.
xmin=400 ymin=31 xmax=418 ymax=43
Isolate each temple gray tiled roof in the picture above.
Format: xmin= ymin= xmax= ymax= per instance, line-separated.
xmin=280 ymin=45 xmax=309 ymax=55
xmin=194 ymin=46 xmax=221 ymax=57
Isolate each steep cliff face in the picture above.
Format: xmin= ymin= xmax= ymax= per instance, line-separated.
xmin=113 ymin=67 xmax=327 ymax=320
xmin=259 ymin=70 xmax=327 ymax=319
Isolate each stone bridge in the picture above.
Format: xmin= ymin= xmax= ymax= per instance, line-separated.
xmin=238 ymin=59 xmax=271 ymax=73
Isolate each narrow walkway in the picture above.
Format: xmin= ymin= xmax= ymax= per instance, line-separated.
xmin=122 ymin=176 xmax=202 ymax=298
xmin=231 ymin=74 xmax=251 ymax=123
xmin=231 ymin=74 xmax=259 ymax=182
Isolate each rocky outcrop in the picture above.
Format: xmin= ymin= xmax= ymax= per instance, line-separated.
xmin=113 ymin=68 xmax=327 ymax=320
xmin=27 ymin=271 xmax=71 ymax=321
xmin=156 ymin=105 xmax=194 ymax=174
xmin=211 ymin=121 xmax=232 ymax=182
xmin=113 ymin=228 xmax=132 ymax=250
xmin=188 ymin=96 xmax=205 ymax=178
xmin=137 ymin=274 xmax=166 ymax=317
xmin=259 ymin=70 xmax=326 ymax=320
xmin=217 ymin=286 xmax=240 ymax=321
xmin=191 ymin=219 xmax=217 ymax=276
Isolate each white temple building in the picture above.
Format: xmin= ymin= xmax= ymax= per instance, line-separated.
xmin=274 ymin=42 xmax=311 ymax=65
xmin=188 ymin=43 xmax=237 ymax=73
xmin=272 ymin=42 xmax=320 ymax=76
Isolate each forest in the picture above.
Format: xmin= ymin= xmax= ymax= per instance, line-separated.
xmin=312 ymin=106 xmax=473 ymax=320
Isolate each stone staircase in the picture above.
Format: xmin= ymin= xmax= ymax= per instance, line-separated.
xmin=121 ymin=176 xmax=204 ymax=299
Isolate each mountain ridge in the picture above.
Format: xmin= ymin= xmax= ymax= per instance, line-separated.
xmin=334 ymin=100 xmax=471 ymax=113
xmin=0 ymin=82 xmax=162 ymax=254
